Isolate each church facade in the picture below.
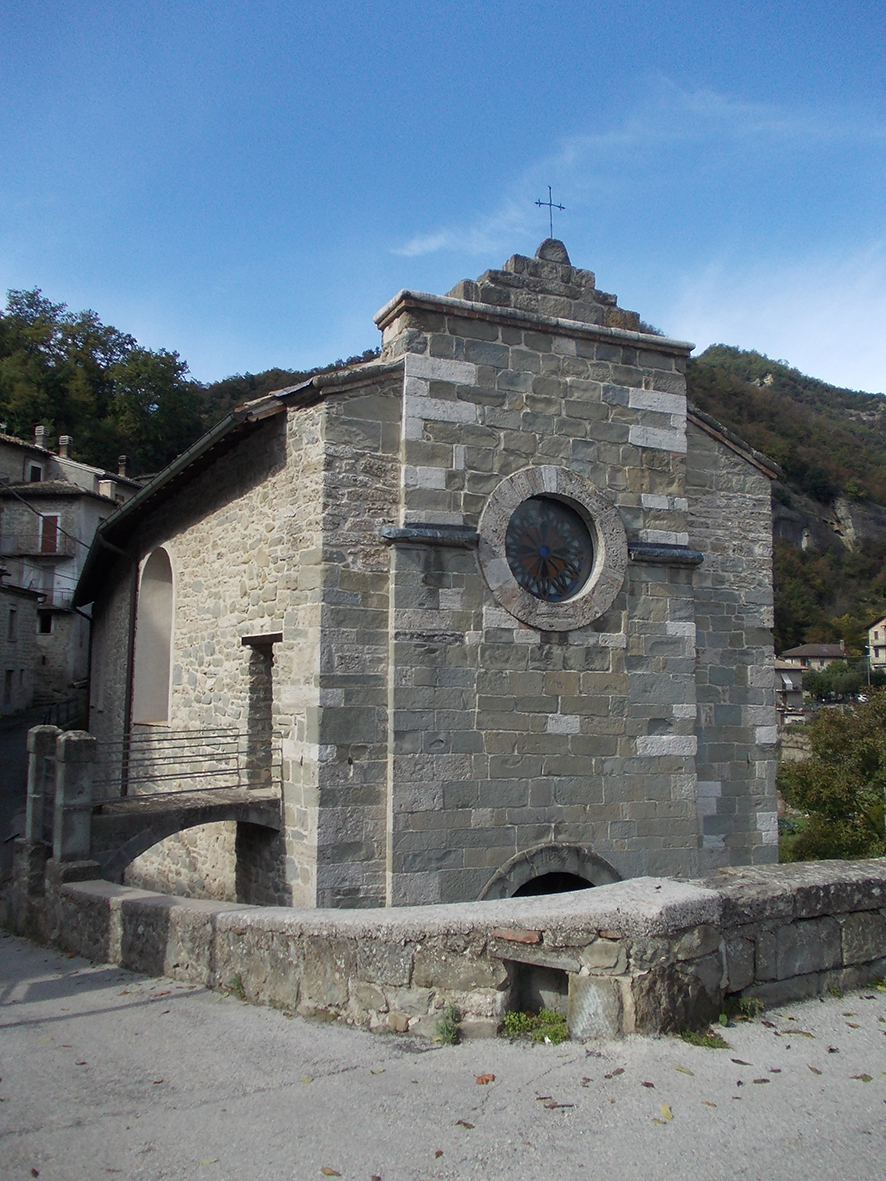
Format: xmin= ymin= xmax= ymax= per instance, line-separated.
xmin=76 ymin=241 xmax=779 ymax=908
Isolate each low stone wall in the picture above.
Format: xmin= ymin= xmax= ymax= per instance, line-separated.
xmin=5 ymin=858 xmax=886 ymax=1038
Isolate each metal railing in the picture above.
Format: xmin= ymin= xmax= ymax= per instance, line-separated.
xmin=92 ymin=726 xmax=283 ymax=800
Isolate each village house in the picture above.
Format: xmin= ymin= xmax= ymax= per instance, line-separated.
xmin=0 ymin=426 xmax=141 ymax=708
xmin=867 ymin=616 xmax=886 ymax=668
xmin=778 ymin=641 xmax=846 ymax=671
xmin=74 ymin=240 xmax=780 ymax=909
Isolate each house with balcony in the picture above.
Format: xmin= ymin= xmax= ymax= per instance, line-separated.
xmin=0 ymin=425 xmax=141 ymax=705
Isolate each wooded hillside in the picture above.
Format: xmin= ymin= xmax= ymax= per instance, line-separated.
xmin=4 ymin=288 xmax=885 ymax=655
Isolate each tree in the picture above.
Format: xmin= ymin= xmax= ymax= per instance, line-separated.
xmin=0 ymin=288 xmax=204 ymax=474
xmin=778 ymin=692 xmax=886 ymax=860
xmin=803 ymin=661 xmax=864 ymax=702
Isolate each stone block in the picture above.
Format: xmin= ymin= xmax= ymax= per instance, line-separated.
xmin=723 ymin=936 xmax=755 ymax=992
xmin=567 ymin=974 xmax=623 ymax=1038
xmin=459 ymin=1018 xmax=500 ymax=1039
xmin=674 ymin=924 xmax=721 ymax=961
xmin=775 ymin=917 xmax=841 ymax=979
xmin=349 ymin=981 xmax=387 ymax=1014
xmin=579 ymin=940 xmax=626 ymax=972
xmin=413 ymin=944 xmax=507 ymax=990
xmin=357 ymin=939 xmax=414 ymax=987
xmin=841 ymin=910 xmax=886 ymax=965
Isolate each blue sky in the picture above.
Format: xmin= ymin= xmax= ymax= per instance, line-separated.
xmin=2 ymin=1 xmax=885 ymax=392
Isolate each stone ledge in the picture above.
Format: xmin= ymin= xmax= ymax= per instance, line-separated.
xmin=7 ymin=860 xmax=886 ymax=1040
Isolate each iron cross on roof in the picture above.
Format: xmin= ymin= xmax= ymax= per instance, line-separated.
xmin=535 ymin=186 xmax=565 ymax=238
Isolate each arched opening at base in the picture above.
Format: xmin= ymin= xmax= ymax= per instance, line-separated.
xmin=511 ymin=871 xmax=594 ymax=897
xmin=479 ymin=841 xmax=621 ymax=901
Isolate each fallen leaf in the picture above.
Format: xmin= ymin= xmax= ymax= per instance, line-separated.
xmin=300 ymin=1077 xmax=314 ymax=1084
xmin=611 ymin=1067 xmax=624 ymax=1076
xmin=476 ymin=1074 xmax=495 ymax=1085
xmin=673 ymin=1065 xmax=694 ymax=1076
xmin=842 ymin=1013 xmax=856 ymax=1017
xmin=761 ymin=1020 xmax=775 ymax=1028
xmin=731 ymin=1059 xmax=752 ymax=1066
xmin=702 ymin=1101 xmax=717 ymax=1107
xmin=320 ymin=1170 xmax=341 ymax=1177
xmin=152 ymin=1079 xmax=164 ymax=1085
xmin=641 ymin=1081 xmax=655 ymax=1088
xmin=652 ymin=1118 xmax=667 ymax=1125
xmin=31 ymin=1171 xmax=39 ymax=1178
xmin=794 ymin=1031 xmax=815 ymax=1039
xmin=809 ymin=1066 xmax=822 ymax=1075
xmin=75 ymin=1061 xmax=87 ymax=1066
xmin=543 ymin=1101 xmax=574 ymax=1109
xmin=455 ymin=1119 xmax=474 ymax=1129
xmin=769 ymin=1067 xmax=782 ymax=1073
xmin=752 ymin=1079 xmax=770 ymax=1085
xmin=535 ymin=1095 xmax=552 ymax=1101
xmin=435 ymin=1150 xmax=443 ymax=1158
xmin=370 ymin=1069 xmax=385 ymax=1075
xmin=851 ymin=1074 xmax=873 ymax=1083
xmin=846 ymin=1023 xmax=861 ymax=1029
xmin=827 ymin=1046 xmax=839 ymax=1053
xmin=660 ymin=1103 xmax=673 ymax=1120
xmin=196 ymin=1161 xmax=219 ymax=1168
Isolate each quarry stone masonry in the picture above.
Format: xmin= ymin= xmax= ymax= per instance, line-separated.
xmin=76 ymin=240 xmax=779 ymax=910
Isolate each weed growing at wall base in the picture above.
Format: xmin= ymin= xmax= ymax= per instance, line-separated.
xmin=502 ymin=1009 xmax=569 ymax=1044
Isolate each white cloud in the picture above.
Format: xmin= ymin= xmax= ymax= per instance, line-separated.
xmin=393 ymin=83 xmax=886 ymax=260
xmin=669 ymin=243 xmax=886 ymax=394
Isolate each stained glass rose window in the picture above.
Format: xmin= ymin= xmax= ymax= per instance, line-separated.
xmin=504 ymin=496 xmax=594 ymax=603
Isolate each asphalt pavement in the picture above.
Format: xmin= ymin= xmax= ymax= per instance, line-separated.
xmin=2 ymin=929 xmax=885 ymax=1180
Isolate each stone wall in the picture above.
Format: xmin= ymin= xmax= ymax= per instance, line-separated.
xmin=0 ymin=584 xmax=38 ymax=714
xmin=7 ymin=858 xmax=886 ymax=1039
xmin=686 ymin=421 xmax=779 ymax=871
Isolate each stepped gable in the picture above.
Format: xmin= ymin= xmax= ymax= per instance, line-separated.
xmin=446 ymin=238 xmax=645 ymax=332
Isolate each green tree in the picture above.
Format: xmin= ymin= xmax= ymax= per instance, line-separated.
xmin=779 ymin=693 xmax=886 ymax=860
xmin=0 ymin=288 xmax=204 ymax=474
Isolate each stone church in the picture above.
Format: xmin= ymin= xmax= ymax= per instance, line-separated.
xmin=75 ymin=240 xmax=779 ymax=909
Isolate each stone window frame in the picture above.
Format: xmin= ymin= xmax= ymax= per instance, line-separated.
xmin=477 ymin=464 xmax=627 ymax=631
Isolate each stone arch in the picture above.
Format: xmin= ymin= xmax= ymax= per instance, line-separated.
xmin=131 ymin=548 xmax=174 ymax=725
xmin=478 ymin=841 xmax=622 ymax=900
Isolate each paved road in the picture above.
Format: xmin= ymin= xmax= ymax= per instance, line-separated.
xmin=1 ymin=929 xmax=885 ymax=1180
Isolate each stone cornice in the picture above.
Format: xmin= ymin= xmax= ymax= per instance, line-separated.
xmin=374 ymin=288 xmax=694 ymax=357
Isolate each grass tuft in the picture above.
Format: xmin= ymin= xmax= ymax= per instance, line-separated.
xmin=680 ymin=1028 xmax=730 ymax=1049
xmin=435 ymin=1004 xmax=460 ymax=1045
xmin=503 ymin=1008 xmax=569 ymax=1045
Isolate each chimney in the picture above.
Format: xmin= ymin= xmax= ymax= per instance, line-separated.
xmin=117 ymin=455 xmax=128 ymax=477
xmin=34 ymin=425 xmax=48 ymax=449
xmin=58 ymin=435 xmax=73 ymax=458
